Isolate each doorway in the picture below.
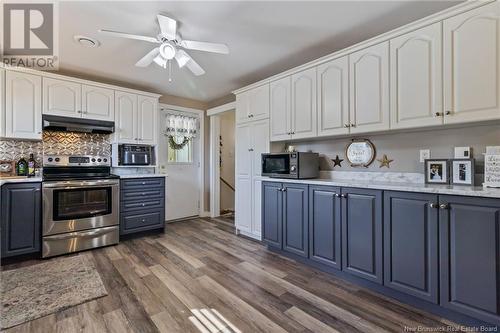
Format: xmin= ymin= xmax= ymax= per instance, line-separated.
xmin=158 ymin=105 xmax=205 ymax=221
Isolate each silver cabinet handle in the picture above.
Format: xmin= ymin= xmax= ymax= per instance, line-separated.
xmin=440 ymin=203 xmax=449 ymax=210
xmin=429 ymin=203 xmax=439 ymax=209
xmin=350 ymin=123 xmax=356 ymax=128
xmin=77 ymin=110 xmax=82 ymax=113
xmin=344 ymin=124 xmax=350 ymax=128
xmin=340 ymin=193 xmax=347 ymax=198
xmin=435 ymin=112 xmax=443 ymax=117
xmin=335 ymin=193 xmax=341 ymax=198
xmin=445 ymin=111 xmax=452 ymax=115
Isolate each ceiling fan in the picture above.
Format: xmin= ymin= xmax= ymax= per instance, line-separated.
xmin=98 ymin=14 xmax=229 ymax=78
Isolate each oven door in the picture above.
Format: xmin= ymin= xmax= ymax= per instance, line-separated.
xmin=43 ymin=179 xmax=119 ymax=236
xmin=261 ymin=153 xmax=291 ymax=177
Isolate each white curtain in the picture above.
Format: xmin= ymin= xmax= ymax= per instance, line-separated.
xmin=165 ymin=114 xmax=198 ymax=139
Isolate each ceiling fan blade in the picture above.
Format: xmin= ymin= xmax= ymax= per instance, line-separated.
xmin=174 ymin=49 xmax=191 ymax=68
xmin=183 ymin=53 xmax=205 ymax=76
xmin=180 ymin=40 xmax=229 ymax=54
xmin=135 ymin=48 xmax=160 ymax=67
xmin=153 ymin=55 xmax=167 ymax=68
xmin=98 ymin=29 xmax=159 ymax=43
xmin=157 ymin=15 xmax=177 ymax=40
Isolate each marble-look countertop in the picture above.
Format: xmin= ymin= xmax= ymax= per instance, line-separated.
xmin=118 ymin=174 xmax=168 ymax=179
xmin=257 ymin=177 xmax=500 ymax=199
xmin=0 ymin=177 xmax=42 ymax=187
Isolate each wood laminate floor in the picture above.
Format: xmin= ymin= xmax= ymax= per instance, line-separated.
xmin=2 ymin=217 xmax=459 ymax=333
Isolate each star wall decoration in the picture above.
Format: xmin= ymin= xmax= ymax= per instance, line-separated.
xmin=332 ymin=155 xmax=344 ymax=168
xmin=377 ymin=154 xmax=394 ymax=168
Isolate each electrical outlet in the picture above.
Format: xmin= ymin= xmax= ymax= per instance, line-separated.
xmin=420 ymin=149 xmax=430 ymax=163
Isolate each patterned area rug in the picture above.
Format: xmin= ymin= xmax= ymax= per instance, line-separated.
xmin=1 ymin=254 xmax=108 ymax=329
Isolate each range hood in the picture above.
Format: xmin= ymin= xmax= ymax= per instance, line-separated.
xmin=42 ymin=115 xmax=115 ymax=134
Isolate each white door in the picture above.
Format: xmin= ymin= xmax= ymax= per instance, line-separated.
xmin=5 ymin=71 xmax=42 ymax=140
xmin=317 ymin=56 xmax=350 ymax=137
xmin=349 ymin=42 xmax=390 ymax=133
xmin=159 ymin=109 xmax=201 ymax=221
xmin=390 ymin=23 xmax=443 ymax=129
xmin=251 ymin=119 xmax=270 ymax=177
xmin=444 ymin=2 xmax=500 ymax=124
xmin=291 ymin=67 xmax=317 ymax=140
xmin=248 ymin=84 xmax=270 ymax=121
xmin=81 ymin=85 xmax=115 ymax=121
xmin=235 ymin=123 xmax=251 ymax=177
xmin=235 ymin=175 xmax=252 ymax=233
xmin=114 ymin=91 xmax=137 ymax=144
xmin=138 ymin=95 xmax=157 ymax=145
xmin=270 ymin=76 xmax=292 ymax=141
xmin=236 ymin=90 xmax=250 ymax=123
xmin=43 ymin=77 xmax=81 ymax=118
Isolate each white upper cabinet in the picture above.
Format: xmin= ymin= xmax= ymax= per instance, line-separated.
xmin=137 ymin=95 xmax=157 ymax=145
xmin=0 ymin=69 xmax=4 ymax=137
xmin=349 ymin=42 xmax=390 ymax=134
xmin=270 ymin=76 xmax=292 ymax=141
xmin=390 ymin=23 xmax=443 ymax=129
xmin=317 ymin=56 xmax=350 ymax=137
xmin=236 ymin=84 xmax=270 ymax=124
xmin=5 ymin=71 xmax=42 ymax=140
xmin=81 ymin=85 xmax=115 ymax=121
xmin=115 ymin=91 xmax=137 ymax=144
xmin=251 ymin=119 xmax=270 ymax=177
xmin=291 ymin=67 xmax=317 ymax=140
xmin=43 ymin=77 xmax=81 ymax=118
xmin=444 ymin=2 xmax=500 ymax=124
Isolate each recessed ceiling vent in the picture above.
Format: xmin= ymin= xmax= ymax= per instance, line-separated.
xmin=74 ymin=35 xmax=100 ymax=48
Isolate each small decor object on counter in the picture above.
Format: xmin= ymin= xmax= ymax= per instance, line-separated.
xmin=346 ymin=139 xmax=376 ymax=168
xmin=484 ymin=146 xmax=500 ymax=188
xmin=425 ymin=159 xmax=450 ymax=184
xmin=0 ymin=161 xmax=16 ymax=177
xmin=377 ymin=154 xmax=394 ymax=168
xmin=454 ymin=146 xmax=472 ymax=158
xmin=287 ymin=145 xmax=296 ymax=153
xmin=332 ymin=155 xmax=344 ymax=168
xmin=16 ymin=157 xmax=28 ymax=176
xmin=451 ymin=159 xmax=475 ymax=186
xmin=28 ymin=154 xmax=36 ymax=177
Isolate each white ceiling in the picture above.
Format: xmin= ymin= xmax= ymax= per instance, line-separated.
xmin=59 ymin=1 xmax=460 ymax=103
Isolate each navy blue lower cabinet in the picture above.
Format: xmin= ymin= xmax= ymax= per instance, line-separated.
xmin=120 ymin=178 xmax=165 ymax=235
xmin=282 ymin=183 xmax=309 ymax=258
xmin=309 ymin=185 xmax=341 ymax=269
xmin=439 ymin=195 xmax=500 ymax=325
xmin=341 ymin=188 xmax=383 ymax=284
xmin=262 ymin=181 xmax=283 ymax=248
xmin=1 ymin=183 xmax=41 ymax=258
xmin=383 ymin=191 xmax=439 ymax=303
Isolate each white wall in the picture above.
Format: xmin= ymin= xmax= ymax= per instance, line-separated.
xmin=219 ymin=111 xmax=235 ymax=211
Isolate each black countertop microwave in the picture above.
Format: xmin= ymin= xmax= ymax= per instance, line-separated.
xmin=261 ymin=152 xmax=319 ymax=179
xmin=118 ymin=144 xmax=155 ymax=166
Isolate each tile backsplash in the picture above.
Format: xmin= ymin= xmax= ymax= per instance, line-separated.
xmin=0 ymin=131 xmax=111 ymax=163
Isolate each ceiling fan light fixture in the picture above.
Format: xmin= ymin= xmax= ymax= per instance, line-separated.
xmin=153 ymin=55 xmax=167 ymax=68
xmin=160 ymin=43 xmax=176 ymax=60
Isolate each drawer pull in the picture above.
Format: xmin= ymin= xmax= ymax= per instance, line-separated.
xmin=142 ymin=182 xmax=146 ymax=185
xmin=142 ymin=203 xmax=146 ymax=207
xmin=429 ymin=203 xmax=439 ymax=209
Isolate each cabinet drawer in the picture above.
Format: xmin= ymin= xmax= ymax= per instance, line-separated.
xmin=121 ymin=211 xmax=164 ymax=234
xmin=121 ymin=188 xmax=164 ymax=202
xmin=121 ymin=177 xmax=165 ymax=189
xmin=121 ymin=198 xmax=164 ymax=212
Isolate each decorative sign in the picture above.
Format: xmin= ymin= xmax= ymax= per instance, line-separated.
xmin=484 ymin=154 xmax=500 ymax=188
xmin=345 ymin=139 xmax=376 ymax=168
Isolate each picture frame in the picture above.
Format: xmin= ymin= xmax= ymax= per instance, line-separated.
xmin=451 ymin=158 xmax=475 ymax=186
xmin=425 ymin=159 xmax=450 ymax=184
xmin=345 ymin=139 xmax=376 ymax=168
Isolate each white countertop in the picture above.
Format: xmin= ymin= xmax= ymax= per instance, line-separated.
xmin=0 ymin=177 xmax=43 ymax=186
xmin=118 ymin=174 xmax=168 ymax=179
xmin=258 ymin=177 xmax=500 ymax=199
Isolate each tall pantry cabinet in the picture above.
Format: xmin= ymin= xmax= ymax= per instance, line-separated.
xmin=235 ymin=84 xmax=270 ymax=239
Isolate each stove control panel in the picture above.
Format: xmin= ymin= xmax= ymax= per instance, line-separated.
xmin=43 ymin=155 xmax=111 ymax=167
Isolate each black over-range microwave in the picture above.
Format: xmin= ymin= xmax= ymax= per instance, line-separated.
xmin=261 ymin=152 xmax=319 ymax=179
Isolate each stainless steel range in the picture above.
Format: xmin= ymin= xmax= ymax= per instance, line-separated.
xmin=42 ymin=155 xmax=119 ymax=258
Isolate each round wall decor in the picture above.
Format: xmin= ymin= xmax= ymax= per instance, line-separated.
xmin=345 ymin=139 xmax=376 ymax=167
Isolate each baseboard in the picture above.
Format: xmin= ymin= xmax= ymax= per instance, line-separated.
xmin=199 ymin=211 xmax=211 ymax=217
xmin=236 ymin=229 xmax=262 ymax=241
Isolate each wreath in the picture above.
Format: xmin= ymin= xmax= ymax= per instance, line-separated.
xmin=168 ymin=136 xmax=190 ymax=150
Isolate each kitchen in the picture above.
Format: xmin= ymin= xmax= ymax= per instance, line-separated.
xmin=1 ymin=1 xmax=500 ymax=332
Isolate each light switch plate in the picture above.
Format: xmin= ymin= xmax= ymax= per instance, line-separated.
xmin=420 ymin=149 xmax=430 ymax=163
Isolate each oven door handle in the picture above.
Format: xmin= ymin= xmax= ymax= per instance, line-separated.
xmin=45 ymin=228 xmax=115 ymax=240
xmin=43 ymin=180 xmax=119 ymax=188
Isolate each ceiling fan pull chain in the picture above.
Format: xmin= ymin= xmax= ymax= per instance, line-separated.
xmin=168 ymin=60 xmax=172 ymax=82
